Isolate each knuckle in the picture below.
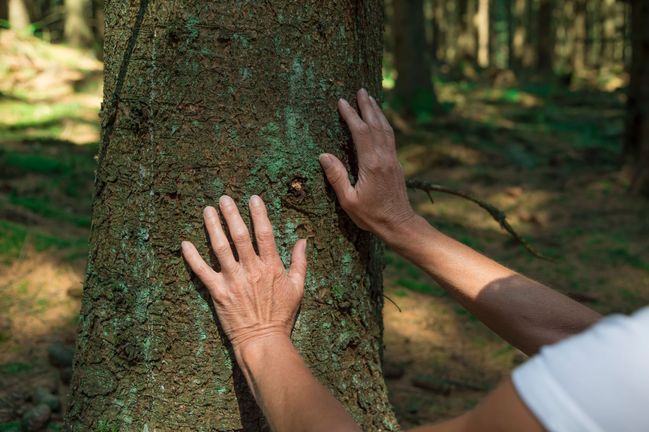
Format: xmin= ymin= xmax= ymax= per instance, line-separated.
xmin=256 ymin=227 xmax=274 ymax=241
xmin=213 ymin=242 xmax=231 ymax=256
xmin=231 ymin=228 xmax=250 ymax=243
xmin=340 ymin=192 xmax=356 ymax=210
xmin=365 ymin=156 xmax=381 ymax=171
xmin=383 ymin=126 xmax=394 ymax=138
xmin=355 ymin=122 xmax=371 ymax=136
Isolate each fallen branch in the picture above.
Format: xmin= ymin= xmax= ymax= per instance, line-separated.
xmin=405 ymin=179 xmax=549 ymax=260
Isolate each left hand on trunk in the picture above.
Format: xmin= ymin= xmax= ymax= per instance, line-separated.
xmin=181 ymin=195 xmax=307 ymax=358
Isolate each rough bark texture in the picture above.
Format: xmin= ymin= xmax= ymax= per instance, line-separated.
xmin=66 ymin=1 xmax=399 ymax=430
xmin=626 ymin=0 xmax=649 ymax=196
xmin=393 ymin=0 xmax=438 ymax=116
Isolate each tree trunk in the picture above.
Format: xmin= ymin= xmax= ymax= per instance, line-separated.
xmin=8 ymin=0 xmax=30 ymax=33
xmin=536 ymin=0 xmax=555 ymax=73
xmin=64 ymin=0 xmax=93 ymax=47
xmin=573 ymin=0 xmax=586 ymax=74
xmin=66 ymin=1 xmax=398 ymax=430
xmin=0 ymin=0 xmax=8 ymax=22
xmin=626 ymin=0 xmax=649 ymax=196
xmin=457 ymin=0 xmax=477 ymax=62
xmin=477 ymin=0 xmax=490 ymax=67
xmin=393 ymin=0 xmax=439 ymax=117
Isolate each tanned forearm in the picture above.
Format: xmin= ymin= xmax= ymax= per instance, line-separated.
xmin=382 ymin=215 xmax=601 ymax=355
xmin=236 ymin=335 xmax=360 ymax=432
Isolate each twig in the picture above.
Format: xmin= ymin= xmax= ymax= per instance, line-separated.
xmin=383 ymin=294 xmax=402 ymax=312
xmin=405 ymin=179 xmax=550 ymax=260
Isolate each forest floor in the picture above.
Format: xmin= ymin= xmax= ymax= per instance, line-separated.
xmin=1 ymin=31 xmax=649 ymax=430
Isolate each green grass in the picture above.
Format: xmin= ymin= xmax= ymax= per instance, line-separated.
xmin=0 ymin=220 xmax=86 ymax=264
xmin=0 ymin=362 xmax=32 ymax=375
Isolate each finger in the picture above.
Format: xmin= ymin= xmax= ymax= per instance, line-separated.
xmin=219 ymin=195 xmax=257 ymax=265
xmin=288 ymin=239 xmax=307 ymax=290
xmin=181 ymin=241 xmax=224 ymax=295
xmin=249 ymin=195 xmax=280 ymax=262
xmin=369 ymin=95 xmax=394 ymax=138
xmin=338 ymin=97 xmax=372 ymax=157
xmin=357 ymin=88 xmax=381 ymax=129
xmin=318 ymin=153 xmax=356 ymax=208
xmin=203 ymin=206 xmax=237 ymax=272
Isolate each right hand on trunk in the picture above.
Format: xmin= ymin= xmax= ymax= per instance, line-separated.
xmin=319 ymin=88 xmax=415 ymax=242
xmin=181 ymin=195 xmax=307 ymax=359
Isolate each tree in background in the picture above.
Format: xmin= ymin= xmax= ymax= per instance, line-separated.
xmin=626 ymin=0 xmax=649 ymax=196
xmin=476 ymin=0 xmax=489 ymax=67
xmin=536 ymin=0 xmax=554 ymax=73
xmin=8 ymin=0 xmax=30 ymax=33
xmin=64 ymin=0 xmax=93 ymax=47
xmin=394 ymin=0 xmax=440 ymax=117
xmin=66 ymin=0 xmax=398 ymax=430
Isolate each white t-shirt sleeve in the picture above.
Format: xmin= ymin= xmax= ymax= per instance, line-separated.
xmin=512 ymin=306 xmax=649 ymax=432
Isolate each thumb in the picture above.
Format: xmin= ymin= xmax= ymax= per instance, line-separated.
xmin=288 ymin=239 xmax=307 ymax=290
xmin=319 ymin=153 xmax=354 ymax=206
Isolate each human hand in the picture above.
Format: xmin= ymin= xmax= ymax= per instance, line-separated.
xmin=181 ymin=195 xmax=307 ymax=359
xmin=319 ymin=88 xmax=415 ymax=242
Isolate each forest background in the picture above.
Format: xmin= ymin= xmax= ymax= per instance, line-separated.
xmin=1 ymin=0 xmax=649 ymax=430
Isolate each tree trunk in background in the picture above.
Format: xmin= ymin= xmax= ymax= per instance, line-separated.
xmin=626 ymin=0 xmax=649 ymax=196
xmin=489 ymin=0 xmax=508 ymax=68
xmin=477 ymin=0 xmax=489 ymax=67
xmin=8 ymin=0 xmax=29 ymax=33
xmin=457 ymin=0 xmax=477 ymax=62
xmin=536 ymin=0 xmax=554 ymax=73
xmin=66 ymin=1 xmax=398 ymax=430
xmin=511 ymin=0 xmax=526 ymax=69
xmin=505 ymin=0 xmax=513 ymax=69
xmin=0 ymin=0 xmax=8 ymax=22
xmin=394 ymin=0 xmax=439 ymax=117
xmin=573 ymin=0 xmax=586 ymax=74
xmin=64 ymin=0 xmax=93 ymax=47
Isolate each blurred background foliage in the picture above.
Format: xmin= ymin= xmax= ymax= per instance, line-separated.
xmin=1 ymin=0 xmax=649 ymax=430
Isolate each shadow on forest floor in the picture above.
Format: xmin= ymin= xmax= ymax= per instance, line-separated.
xmin=1 ymin=31 xmax=649 ymax=430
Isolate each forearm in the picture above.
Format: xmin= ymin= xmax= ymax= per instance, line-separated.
xmin=382 ymin=215 xmax=601 ymax=355
xmin=236 ymin=335 xmax=360 ymax=432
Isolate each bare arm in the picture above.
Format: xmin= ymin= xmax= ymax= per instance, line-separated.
xmin=320 ymin=88 xmax=601 ymax=355
xmin=182 ymin=196 xmax=359 ymax=432
xmin=407 ymin=377 xmax=544 ymax=432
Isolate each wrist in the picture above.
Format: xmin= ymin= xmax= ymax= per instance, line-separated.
xmin=378 ymin=214 xmax=432 ymax=249
xmin=234 ymin=333 xmax=294 ymax=370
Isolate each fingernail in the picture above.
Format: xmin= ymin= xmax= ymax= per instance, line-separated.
xmin=319 ymin=153 xmax=332 ymax=167
xmin=360 ymin=88 xmax=368 ymax=97
xmin=338 ymin=98 xmax=350 ymax=107
xmin=219 ymin=195 xmax=233 ymax=207
xmin=369 ymin=95 xmax=377 ymax=104
xmin=181 ymin=241 xmax=190 ymax=251
xmin=250 ymin=195 xmax=262 ymax=207
xmin=203 ymin=206 xmax=215 ymax=217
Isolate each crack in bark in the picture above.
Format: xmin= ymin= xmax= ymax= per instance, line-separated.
xmin=95 ymin=0 xmax=151 ymax=197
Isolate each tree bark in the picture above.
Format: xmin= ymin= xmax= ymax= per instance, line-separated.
xmin=626 ymin=0 xmax=649 ymax=196
xmin=393 ymin=0 xmax=439 ymax=117
xmin=66 ymin=1 xmax=399 ymax=430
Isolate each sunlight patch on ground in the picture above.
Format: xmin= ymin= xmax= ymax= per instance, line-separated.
xmin=0 ymin=250 xmax=83 ymax=364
